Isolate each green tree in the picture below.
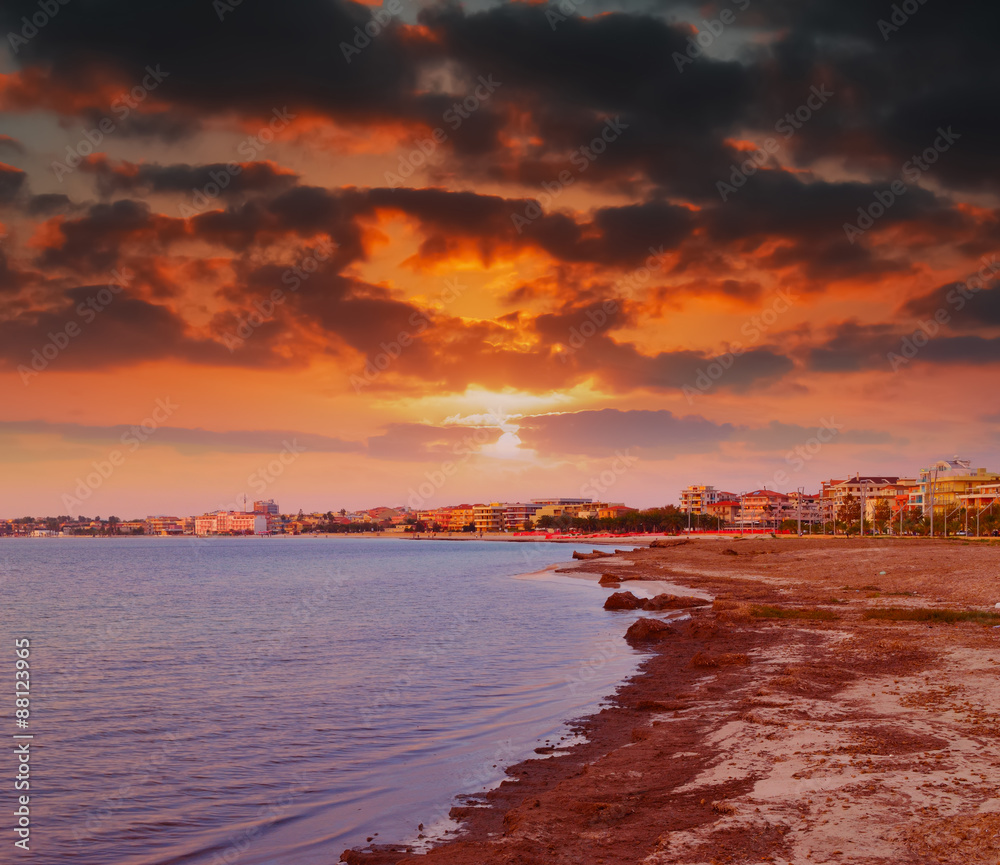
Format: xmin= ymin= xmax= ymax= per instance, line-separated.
xmin=872 ymin=499 xmax=892 ymax=534
xmin=837 ymin=494 xmax=860 ymax=534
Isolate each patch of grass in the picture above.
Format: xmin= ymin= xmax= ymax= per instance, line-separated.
xmin=863 ymin=607 xmax=1000 ymax=625
xmin=750 ymin=604 xmax=840 ymax=621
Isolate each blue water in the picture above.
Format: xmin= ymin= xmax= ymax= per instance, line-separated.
xmin=0 ymin=538 xmax=648 ymax=864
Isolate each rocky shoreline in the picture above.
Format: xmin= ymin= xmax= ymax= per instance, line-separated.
xmin=342 ymin=537 xmax=1000 ymax=865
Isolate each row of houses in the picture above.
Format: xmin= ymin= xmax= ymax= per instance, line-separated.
xmin=681 ymin=457 xmax=1000 ymax=532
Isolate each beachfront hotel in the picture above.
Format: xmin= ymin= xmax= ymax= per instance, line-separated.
xmin=195 ymin=511 xmax=268 ymax=535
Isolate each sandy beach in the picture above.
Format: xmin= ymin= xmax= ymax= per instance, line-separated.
xmin=343 ymin=536 xmax=1000 ymax=865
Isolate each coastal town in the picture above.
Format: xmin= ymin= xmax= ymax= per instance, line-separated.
xmin=5 ymin=456 xmax=1000 ymax=539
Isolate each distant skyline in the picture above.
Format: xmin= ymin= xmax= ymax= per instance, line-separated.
xmin=2 ymin=1 xmax=999 ymax=515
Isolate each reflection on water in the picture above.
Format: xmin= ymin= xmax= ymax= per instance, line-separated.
xmin=0 ymin=538 xmax=644 ymax=864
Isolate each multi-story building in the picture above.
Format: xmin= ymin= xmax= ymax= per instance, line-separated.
xmin=784 ymin=491 xmax=824 ymax=526
xmin=253 ymin=500 xmax=280 ymax=516
xmin=820 ymin=476 xmax=900 ymax=524
xmin=913 ymin=459 xmax=1000 ymax=523
xmin=958 ymin=483 xmax=1000 ymax=525
xmin=596 ymin=505 xmax=634 ymax=520
xmin=195 ymin=512 xmax=268 ymax=535
xmin=706 ymin=499 xmax=741 ymax=523
xmin=502 ymin=502 xmax=543 ymax=529
xmin=448 ymin=506 xmax=476 ymax=531
xmin=738 ymin=490 xmax=790 ymax=528
xmin=679 ymin=485 xmax=719 ymax=515
xmin=532 ymin=502 xmax=591 ymax=522
xmin=530 ymin=498 xmax=593 ymax=506
xmin=473 ymin=504 xmax=505 ymax=533
xmin=146 ymin=515 xmax=184 ymax=535
xmin=415 ymin=508 xmax=456 ymax=528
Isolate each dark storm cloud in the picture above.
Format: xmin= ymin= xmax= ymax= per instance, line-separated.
xmin=79 ymin=158 xmax=300 ymax=200
xmin=37 ymin=199 xmax=186 ymax=273
xmin=0 ymin=247 xmax=29 ymax=294
xmin=4 ymin=0 xmax=995 ymax=207
xmin=902 ymin=273 xmax=1000 ymax=330
xmin=25 ymin=193 xmax=77 ymax=216
xmin=0 ymin=290 xmax=265 ymax=373
xmin=0 ymin=0 xmax=481 ymax=139
xmin=805 ymin=320 xmax=900 ymax=373
xmin=0 ymin=163 xmax=27 ymax=203
xmin=806 ymin=320 xmax=1000 ymax=374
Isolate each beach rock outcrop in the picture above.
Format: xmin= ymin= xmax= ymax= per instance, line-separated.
xmin=642 ymin=593 xmax=712 ymax=611
xmin=649 ymin=538 xmax=690 ymax=548
xmin=604 ymin=591 xmax=644 ymax=610
xmin=573 ymin=549 xmax=614 ymax=560
xmin=340 ymin=845 xmax=413 ymax=865
xmin=598 ymin=573 xmax=622 ymax=587
xmin=625 ymin=617 xmax=676 ymax=644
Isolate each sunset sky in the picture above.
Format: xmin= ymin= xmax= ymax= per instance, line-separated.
xmin=1 ymin=0 xmax=998 ymax=517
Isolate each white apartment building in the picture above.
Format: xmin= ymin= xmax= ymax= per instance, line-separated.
xmin=679 ymin=485 xmax=719 ymax=514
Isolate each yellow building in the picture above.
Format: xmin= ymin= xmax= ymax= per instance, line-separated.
xmin=448 ymin=507 xmax=475 ymax=531
xmin=916 ymin=459 xmax=1000 ymax=522
xmin=473 ymin=504 xmax=504 ymax=532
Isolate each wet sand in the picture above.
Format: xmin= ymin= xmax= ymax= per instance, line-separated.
xmin=342 ymin=536 xmax=1000 ymax=865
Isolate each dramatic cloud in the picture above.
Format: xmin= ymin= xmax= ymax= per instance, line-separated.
xmin=517 ymin=409 xmax=736 ymax=457
xmin=0 ymin=419 xmax=363 ymax=453
xmin=1 ymin=0 xmax=998 ymax=512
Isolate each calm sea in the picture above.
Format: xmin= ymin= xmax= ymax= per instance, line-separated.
xmin=0 ymin=537 xmax=649 ymax=864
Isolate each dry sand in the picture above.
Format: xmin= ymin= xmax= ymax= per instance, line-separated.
xmin=343 ymin=537 xmax=1000 ymax=865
